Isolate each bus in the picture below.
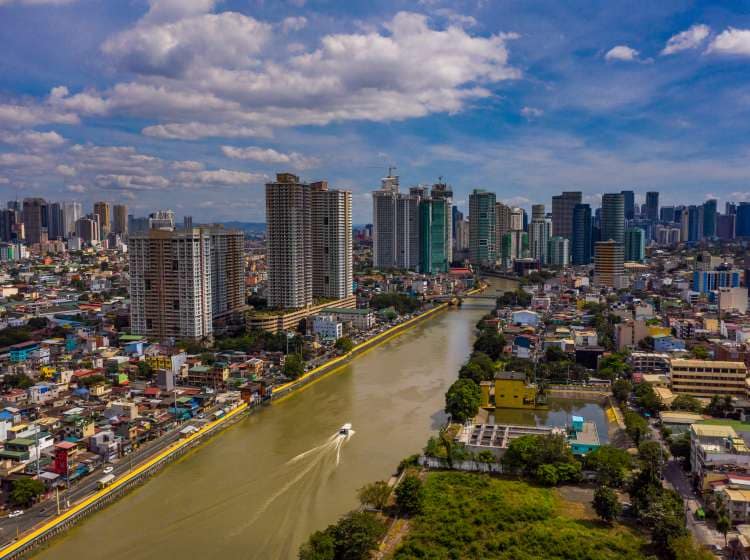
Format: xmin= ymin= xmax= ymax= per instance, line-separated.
xmin=97 ymin=474 xmax=115 ymax=489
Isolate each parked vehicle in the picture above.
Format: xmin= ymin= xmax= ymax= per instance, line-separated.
xmin=8 ymin=510 xmax=23 ymax=518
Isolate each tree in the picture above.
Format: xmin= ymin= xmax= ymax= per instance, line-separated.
xmin=691 ymin=345 xmax=709 ymax=360
xmin=545 ymin=346 xmax=568 ymax=363
xmin=357 ymin=481 xmax=391 ymax=510
xmin=299 ymin=511 xmax=386 ymax=560
xmin=668 ymin=535 xmax=715 ymax=560
xmin=334 ymin=337 xmax=354 ymax=353
xmin=458 ymin=361 xmax=490 ymax=385
xmin=395 ymin=475 xmax=424 ymax=516
xmin=593 ymin=486 xmax=621 ymax=524
xmin=642 ymin=489 xmax=688 ymax=554
xmin=584 ymin=445 xmax=632 ymax=487
xmin=535 ymin=463 xmax=559 ymax=486
xmin=717 ymin=514 xmax=731 ymax=546
xmin=612 ymin=379 xmax=632 ymax=403
xmin=476 ymin=450 xmax=496 ymax=464
xmin=283 ymin=353 xmax=305 ymax=379
xmin=299 ymin=529 xmax=335 ymax=560
xmin=473 ymin=330 xmax=506 ymax=361
xmin=444 ymin=379 xmax=481 ymax=423
xmin=668 ymin=433 xmax=691 ymax=468
xmin=624 ymin=411 xmax=648 ymax=447
xmin=706 ymin=395 xmax=734 ymax=418
xmin=639 ymin=440 xmax=666 ymax=484
xmin=671 ymin=394 xmax=703 ymax=413
xmin=10 ymin=478 xmax=45 ymax=507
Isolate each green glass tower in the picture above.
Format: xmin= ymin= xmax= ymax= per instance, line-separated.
xmin=419 ymin=197 xmax=449 ymax=273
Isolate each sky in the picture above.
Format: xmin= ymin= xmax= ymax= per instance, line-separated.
xmin=1 ymin=0 xmax=750 ymax=223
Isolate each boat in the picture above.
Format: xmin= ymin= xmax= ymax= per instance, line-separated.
xmin=339 ymin=423 xmax=352 ymax=435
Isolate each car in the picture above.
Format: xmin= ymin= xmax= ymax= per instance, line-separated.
xmin=103 ymin=466 xmax=114 ymax=474
xmin=8 ymin=510 xmax=23 ymax=518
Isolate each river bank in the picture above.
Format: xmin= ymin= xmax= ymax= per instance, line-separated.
xmin=2 ymin=289 xmax=485 ymax=559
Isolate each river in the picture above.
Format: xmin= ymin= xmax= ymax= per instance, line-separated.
xmin=36 ymin=279 xmax=607 ymax=560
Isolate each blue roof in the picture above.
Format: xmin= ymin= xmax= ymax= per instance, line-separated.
xmin=572 ymin=415 xmax=583 ymax=422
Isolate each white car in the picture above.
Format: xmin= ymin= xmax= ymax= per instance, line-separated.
xmin=8 ymin=510 xmax=23 ymax=518
xmin=103 ymin=466 xmax=114 ymax=474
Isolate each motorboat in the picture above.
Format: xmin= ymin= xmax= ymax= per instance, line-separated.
xmin=339 ymin=423 xmax=352 ymax=435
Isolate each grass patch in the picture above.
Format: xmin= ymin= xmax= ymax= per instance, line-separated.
xmin=391 ymin=472 xmax=647 ymax=560
xmin=699 ymin=418 xmax=750 ymax=431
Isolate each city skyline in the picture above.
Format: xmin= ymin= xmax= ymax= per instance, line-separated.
xmin=2 ymin=1 xmax=750 ymax=222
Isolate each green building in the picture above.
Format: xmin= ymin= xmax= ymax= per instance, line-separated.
xmin=624 ymin=227 xmax=645 ymax=262
xmin=468 ymin=189 xmax=496 ymax=266
xmin=419 ymin=197 xmax=449 ymax=273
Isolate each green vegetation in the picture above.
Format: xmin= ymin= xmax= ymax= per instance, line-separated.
xmin=612 ymin=379 xmax=632 ymax=403
xmin=593 ymin=485 xmax=621 ymax=524
xmin=370 ymin=293 xmax=421 ymax=315
xmin=670 ymin=394 xmax=703 ymax=413
xmin=356 ymin=481 xmax=391 ymax=511
xmin=705 ymin=395 xmax=734 ymax=418
xmin=0 ymin=326 xmax=34 ymax=348
xmin=501 ymin=434 xmax=581 ymax=486
xmin=624 ymin=411 xmax=648 ymax=447
xmin=634 ymin=382 xmax=662 ymax=415
xmin=2 ymin=373 xmax=34 ymax=390
xmin=216 ymin=329 xmax=300 ymax=354
xmin=473 ymin=329 xmax=506 ymax=361
xmin=584 ymin=445 xmax=632 ymax=487
xmin=496 ymin=289 xmax=532 ymax=307
xmin=392 ymin=471 xmax=646 ymax=560
xmin=444 ymin=378 xmax=481 ymax=423
xmin=10 ymin=478 xmax=45 ymax=507
xmin=458 ymin=351 xmax=497 ymax=384
xmin=334 ymin=337 xmax=354 ymax=353
xmin=298 ymin=511 xmax=386 ymax=560
xmin=283 ymin=353 xmax=305 ymax=379
xmin=598 ymin=353 xmax=631 ymax=381
xmin=395 ymin=474 xmax=424 ymax=515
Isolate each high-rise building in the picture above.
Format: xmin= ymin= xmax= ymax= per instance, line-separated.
xmin=509 ymin=207 xmax=524 ymax=232
xmin=624 ymin=227 xmax=645 ymax=262
xmin=205 ymin=226 xmax=247 ymax=321
xmin=113 ymin=204 xmax=128 ymax=236
xmin=528 ymin=204 xmax=550 ymax=265
xmin=419 ymin=196 xmax=449 ymax=273
xmin=47 ymin=202 xmax=64 ymax=240
xmin=267 ymin=173 xmax=352 ymax=309
xmin=621 ymin=190 xmax=635 ymax=220
xmin=702 ymin=199 xmax=717 ymax=239
xmin=267 ymin=173 xmax=312 ymax=309
xmin=737 ymin=203 xmax=750 ymax=238
xmin=594 ymin=240 xmax=625 ymax=288
xmin=551 ymin=191 xmax=582 ymax=240
xmin=430 ymin=182 xmax=453 ymax=264
xmin=468 ymin=189 xmax=496 ymax=265
xmin=601 ymin=193 xmax=625 ymax=244
xmin=548 ymin=236 xmax=570 ymax=267
xmin=659 ymin=206 xmax=676 ymax=223
xmin=501 ymin=230 xmax=528 ymax=264
xmin=75 ymin=217 xmax=100 ymax=245
xmin=495 ymin=202 xmax=511 ymax=256
xmin=129 ymin=228 xmax=212 ymax=341
xmin=62 ymin=201 xmax=82 ymax=237
xmin=645 ymin=191 xmax=659 ymax=221
xmin=93 ymin=201 xmax=111 ymax=238
xmin=22 ymin=197 xmax=46 ymax=245
xmin=311 ymin=181 xmax=353 ymax=300
xmin=455 ymin=219 xmax=470 ymax=252
xmin=372 ymin=174 xmax=419 ymax=270
xmin=452 ymin=206 xmax=462 ymax=253
xmin=0 ymin=209 xmax=18 ymax=243
xmin=571 ymin=203 xmax=592 ymax=265
xmin=149 ymin=210 xmax=175 ymax=230
xmin=717 ymin=214 xmax=736 ymax=240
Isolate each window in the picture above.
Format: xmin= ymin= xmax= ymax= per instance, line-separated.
xmin=173 ymin=300 xmax=180 ymax=310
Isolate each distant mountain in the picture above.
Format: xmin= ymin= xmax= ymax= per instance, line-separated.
xmin=218 ymin=222 xmax=266 ymax=234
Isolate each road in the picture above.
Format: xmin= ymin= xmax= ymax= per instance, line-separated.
xmin=0 ymin=417 xmax=203 ymax=546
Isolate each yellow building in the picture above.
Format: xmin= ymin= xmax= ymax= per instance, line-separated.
xmin=669 ymin=359 xmax=748 ymax=398
xmin=493 ymin=372 xmax=538 ymax=409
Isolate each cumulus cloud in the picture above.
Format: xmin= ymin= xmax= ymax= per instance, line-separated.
xmin=605 ymin=45 xmax=639 ymax=62
xmin=66 ymin=184 xmax=86 ymax=193
xmin=661 ymin=24 xmax=710 ymax=55
xmin=177 ymin=169 xmax=266 ymax=186
xmin=0 ymin=130 xmax=65 ymax=149
xmin=0 ymin=0 xmax=78 ymax=5
xmin=706 ymin=28 xmax=750 ymax=56
xmin=221 ymin=145 xmax=320 ymax=169
xmin=96 ymin=174 xmax=170 ymax=190
xmin=142 ymin=122 xmax=272 ymax=140
xmin=281 ymin=16 xmax=307 ymax=33
xmin=55 ymin=164 xmax=76 ymax=176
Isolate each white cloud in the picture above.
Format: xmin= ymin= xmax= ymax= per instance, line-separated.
xmin=661 ymin=24 xmax=710 ymax=55
xmin=706 ymin=28 xmax=750 ymax=56
xmin=66 ymin=184 xmax=86 ymax=193
xmin=0 ymin=153 xmax=47 ymax=166
xmin=221 ymin=145 xmax=320 ymax=169
xmin=102 ymin=12 xmax=272 ymax=77
xmin=0 ymin=0 xmax=78 ymax=5
xmin=520 ymin=106 xmax=543 ymax=119
xmin=0 ymin=176 xmax=9 ymax=184
xmin=171 ymin=160 xmax=204 ymax=171
xmin=0 ymin=102 xmax=78 ymax=128
xmin=281 ymin=16 xmax=307 ymax=33
xmin=177 ymin=169 xmax=266 ymax=186
xmin=55 ymin=164 xmax=76 ymax=176
xmin=605 ymin=45 xmax=639 ymax=62
xmin=141 ymin=0 xmax=217 ymax=24
xmin=0 ymin=130 xmax=65 ymax=149
xmin=95 ymin=174 xmax=170 ymax=190
xmin=142 ymin=122 xmax=272 ymax=140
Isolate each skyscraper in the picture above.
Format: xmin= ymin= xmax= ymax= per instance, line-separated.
xmin=48 ymin=202 xmax=64 ymax=240
xmin=129 ymin=228 xmax=213 ymax=341
xmin=571 ymin=203 xmax=592 ymax=265
xmin=594 ymin=240 xmax=624 ymax=288
xmin=624 ymin=227 xmax=645 ymax=262
xmin=548 ymin=236 xmax=570 ymax=267
xmin=495 ymin=202 xmax=511 ymax=256
xmin=702 ymin=199 xmax=717 ymax=239
xmin=645 ymin=192 xmax=659 ymax=221
xmin=621 ymin=190 xmax=635 ymax=220
xmin=736 ymin=203 xmax=750 ymax=238
xmin=206 ymin=225 xmax=247 ymax=322
xmin=468 ymin=189 xmax=496 ymax=265
xmin=113 ymin=204 xmax=128 ymax=236
xmin=372 ymin=174 xmax=419 ymax=270
xmin=22 ymin=197 xmax=46 ymax=245
xmin=551 ymin=191 xmax=582 ymax=240
xmin=717 ymin=213 xmax=736 ymax=240
xmin=267 ymin=173 xmax=352 ymax=309
xmin=419 ymin=195 xmax=449 ymax=273
xmin=93 ymin=201 xmax=111 ymax=238
xmin=62 ymin=201 xmax=82 ymax=237
xmin=659 ymin=206 xmax=676 ymax=223
xmin=601 ymin=193 xmax=625 ymax=244
xmin=0 ymin=209 xmax=18 ymax=242
xmin=311 ymin=181 xmax=353 ymax=300
xmin=430 ymin=181 xmax=453 ymax=264
xmin=528 ymin=204 xmax=550 ymax=265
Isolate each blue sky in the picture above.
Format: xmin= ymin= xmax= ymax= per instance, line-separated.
xmin=1 ymin=0 xmax=750 ymax=223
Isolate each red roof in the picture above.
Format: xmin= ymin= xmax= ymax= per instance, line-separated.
xmin=55 ymin=441 xmax=76 ymax=450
